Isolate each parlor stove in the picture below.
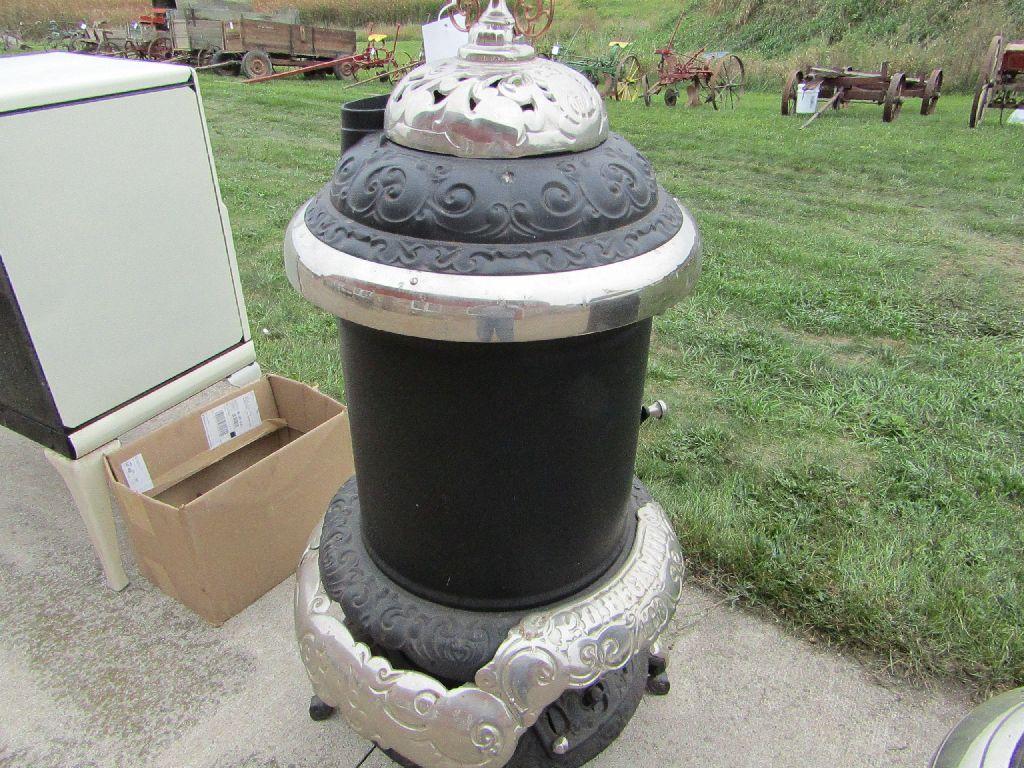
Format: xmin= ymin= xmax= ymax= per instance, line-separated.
xmin=284 ymin=2 xmax=702 ymax=764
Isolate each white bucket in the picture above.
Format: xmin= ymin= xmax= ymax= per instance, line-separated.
xmin=1008 ymin=108 xmax=1024 ymax=125
xmin=796 ymin=84 xmax=820 ymax=114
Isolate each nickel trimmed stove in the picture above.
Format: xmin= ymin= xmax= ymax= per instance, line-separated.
xmin=285 ymin=3 xmax=702 ymax=764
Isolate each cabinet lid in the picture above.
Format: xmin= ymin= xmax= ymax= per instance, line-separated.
xmin=0 ymin=52 xmax=191 ymax=114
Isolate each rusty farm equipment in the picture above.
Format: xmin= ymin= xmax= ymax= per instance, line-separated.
xmin=970 ymin=35 xmax=1024 ymax=127
xmin=782 ymin=62 xmax=943 ymax=126
xmin=543 ymin=37 xmax=646 ymax=101
xmin=640 ymin=14 xmax=744 ymax=109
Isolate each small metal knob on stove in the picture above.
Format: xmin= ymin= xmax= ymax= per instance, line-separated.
xmin=641 ymin=400 xmax=669 ymax=422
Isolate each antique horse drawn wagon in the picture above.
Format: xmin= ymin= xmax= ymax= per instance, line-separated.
xmin=782 ymin=62 xmax=942 ymax=123
xmin=970 ymin=35 xmax=1024 ymax=127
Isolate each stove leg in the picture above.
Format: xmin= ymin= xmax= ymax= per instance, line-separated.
xmin=646 ymin=649 xmax=670 ymax=696
xmin=308 ymin=694 xmax=336 ymax=721
xmin=45 ymin=441 xmax=129 ymax=591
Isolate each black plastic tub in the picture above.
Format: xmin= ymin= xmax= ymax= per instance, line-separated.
xmin=340 ymin=94 xmax=388 ymax=153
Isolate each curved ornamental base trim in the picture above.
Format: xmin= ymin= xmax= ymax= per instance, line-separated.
xmin=294 ymin=502 xmax=685 ymax=768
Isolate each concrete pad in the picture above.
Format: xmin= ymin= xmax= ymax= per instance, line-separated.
xmin=0 ymin=394 xmax=970 ymax=768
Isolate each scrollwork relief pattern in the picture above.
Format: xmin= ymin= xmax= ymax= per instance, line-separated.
xmin=305 ymin=167 xmax=683 ymax=277
xmin=323 ymin=133 xmax=658 ymax=245
xmin=385 ymin=55 xmax=607 ymax=158
xmin=294 ymin=490 xmax=684 ymax=768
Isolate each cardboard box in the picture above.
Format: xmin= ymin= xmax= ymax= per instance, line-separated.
xmin=106 ymin=375 xmax=353 ymax=625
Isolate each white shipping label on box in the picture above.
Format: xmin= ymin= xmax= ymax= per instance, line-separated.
xmin=796 ymin=84 xmax=820 ymax=114
xmin=201 ymin=391 xmax=262 ymax=449
xmin=121 ymin=453 xmax=154 ymax=493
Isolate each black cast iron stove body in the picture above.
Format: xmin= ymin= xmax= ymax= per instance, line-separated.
xmin=287 ymin=4 xmax=701 ymax=766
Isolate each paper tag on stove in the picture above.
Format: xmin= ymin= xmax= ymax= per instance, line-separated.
xmin=121 ymin=453 xmax=154 ymax=493
xmin=201 ymin=391 xmax=262 ymax=449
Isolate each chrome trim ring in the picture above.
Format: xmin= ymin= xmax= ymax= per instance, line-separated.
xmin=284 ymin=200 xmax=701 ymax=342
xmin=294 ymin=501 xmax=685 ymax=768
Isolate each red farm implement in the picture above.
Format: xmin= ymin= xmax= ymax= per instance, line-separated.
xmin=640 ymin=12 xmax=744 ymax=109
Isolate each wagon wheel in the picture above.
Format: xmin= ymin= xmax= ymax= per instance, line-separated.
xmin=641 ymin=73 xmax=655 ymax=107
xmin=664 ymin=87 xmax=678 ymax=107
xmin=970 ymin=80 xmax=993 ymax=127
xmin=782 ymin=69 xmax=802 ymax=115
xmin=123 ymin=40 xmax=144 ymax=59
xmin=979 ymin=34 xmax=1005 ymax=85
xmin=194 ymin=46 xmax=216 ymax=68
xmin=921 ymin=68 xmax=942 ymax=115
xmin=383 ymin=51 xmax=414 ymax=83
xmin=710 ymin=54 xmax=745 ymax=109
xmin=613 ymin=55 xmax=644 ymax=102
xmin=697 ymin=75 xmax=718 ymax=109
xmin=146 ymin=36 xmax=172 ymax=61
xmin=882 ymin=72 xmax=905 ymax=122
xmin=241 ymin=49 xmax=273 ymax=79
xmin=211 ymin=50 xmax=239 ymax=76
xmin=333 ymin=60 xmax=356 ymax=79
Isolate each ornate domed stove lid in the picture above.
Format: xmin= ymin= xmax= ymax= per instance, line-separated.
xmin=384 ymin=0 xmax=607 ymax=157
xmin=283 ymin=0 xmax=701 ymax=343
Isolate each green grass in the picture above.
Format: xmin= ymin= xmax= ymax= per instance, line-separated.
xmin=198 ymin=74 xmax=1024 ymax=694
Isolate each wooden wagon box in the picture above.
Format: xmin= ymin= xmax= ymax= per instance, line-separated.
xmin=223 ymin=18 xmax=356 ymax=58
xmin=1004 ymin=43 xmax=1024 ymax=74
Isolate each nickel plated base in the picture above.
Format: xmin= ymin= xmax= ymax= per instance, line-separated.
xmin=294 ymin=480 xmax=684 ymax=768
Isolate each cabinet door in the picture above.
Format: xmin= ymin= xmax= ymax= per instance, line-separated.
xmin=0 ymin=85 xmax=245 ymax=428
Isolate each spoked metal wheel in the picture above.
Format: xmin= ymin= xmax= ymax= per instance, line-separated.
xmin=613 ymin=54 xmax=644 ymax=102
xmin=698 ymin=75 xmax=719 ymax=109
xmin=882 ymin=72 xmax=905 ymax=122
xmin=123 ymin=40 xmax=144 ymax=59
xmin=641 ymin=73 xmax=655 ymax=107
xmin=782 ymin=69 xmax=803 ymax=115
xmin=710 ymin=53 xmax=745 ymax=109
xmin=385 ymin=51 xmax=413 ymax=83
xmin=921 ymin=68 xmax=943 ymax=115
xmin=194 ymin=46 xmax=215 ymax=68
xmin=146 ymin=36 xmax=173 ymax=61
xmin=981 ymin=35 xmax=1006 ymax=83
xmin=970 ymin=81 xmax=993 ymax=127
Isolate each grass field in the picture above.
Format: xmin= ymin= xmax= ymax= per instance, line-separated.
xmin=196 ymin=74 xmax=1024 ymax=694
